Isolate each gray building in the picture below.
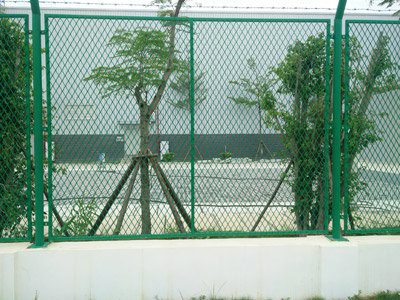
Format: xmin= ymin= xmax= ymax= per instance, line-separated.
xmin=5 ymin=4 xmax=399 ymax=163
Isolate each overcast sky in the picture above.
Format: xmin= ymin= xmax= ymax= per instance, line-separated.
xmin=4 ymin=0 xmax=400 ymax=12
xmin=192 ymin=0 xmax=397 ymax=10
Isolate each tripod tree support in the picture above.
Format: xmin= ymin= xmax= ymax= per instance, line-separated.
xmin=90 ymin=151 xmax=193 ymax=236
xmin=252 ymin=159 xmax=293 ymax=232
xmin=149 ymin=156 xmax=194 ymax=231
xmin=89 ymin=157 xmax=139 ymax=236
xmin=254 ymin=140 xmax=273 ymax=161
xmin=113 ymin=163 xmax=140 ymax=235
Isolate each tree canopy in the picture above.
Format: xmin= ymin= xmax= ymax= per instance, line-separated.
xmin=372 ymin=0 xmax=400 ymax=16
xmin=231 ymin=32 xmax=398 ymax=230
xmin=83 ymin=0 xmax=188 ymax=235
xmin=0 ymin=18 xmax=30 ymax=238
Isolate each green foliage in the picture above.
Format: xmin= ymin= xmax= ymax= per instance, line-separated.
xmin=219 ymin=152 xmax=232 ymax=160
xmin=0 ymin=18 xmax=31 ymax=238
xmin=272 ymin=34 xmax=327 ymax=230
xmin=83 ymin=28 xmax=186 ymax=103
xmin=230 ymin=32 xmax=398 ymax=230
xmin=229 ymin=58 xmax=275 ymax=108
xmin=54 ymin=196 xmax=99 ymax=236
xmin=348 ymin=290 xmax=400 ymax=300
xmin=161 ymin=151 xmax=175 ymax=162
xmin=373 ymin=0 xmax=400 ymax=16
xmin=167 ymin=60 xmax=207 ymax=110
xmin=84 ymin=0 xmax=187 ymax=235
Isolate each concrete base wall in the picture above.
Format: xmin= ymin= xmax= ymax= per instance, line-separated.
xmin=1 ymin=236 xmax=400 ymax=300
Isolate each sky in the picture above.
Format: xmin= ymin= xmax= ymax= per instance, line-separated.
xmin=4 ymin=0 xmax=400 ymax=12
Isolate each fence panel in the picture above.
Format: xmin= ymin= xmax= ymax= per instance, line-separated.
xmin=45 ymin=15 xmax=331 ymax=240
xmin=344 ymin=20 xmax=400 ymax=234
xmin=46 ymin=15 xmax=193 ymax=240
xmin=192 ymin=19 xmax=331 ymax=235
xmin=0 ymin=15 xmax=32 ymax=242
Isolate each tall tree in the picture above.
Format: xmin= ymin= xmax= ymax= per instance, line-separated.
xmin=0 ymin=18 xmax=31 ymax=238
xmin=228 ymin=58 xmax=274 ymax=160
xmin=84 ymin=0 xmax=187 ymax=234
xmin=237 ymin=33 xmax=398 ymax=231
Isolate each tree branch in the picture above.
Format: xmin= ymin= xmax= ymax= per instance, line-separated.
xmin=348 ymin=33 xmax=387 ymax=175
xmin=357 ymin=33 xmax=387 ymax=119
xmin=134 ymin=82 xmax=144 ymax=107
xmin=149 ymin=0 xmax=186 ymax=115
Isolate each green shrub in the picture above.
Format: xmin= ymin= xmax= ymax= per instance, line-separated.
xmin=54 ymin=196 xmax=98 ymax=236
xmin=219 ymin=152 xmax=232 ymax=160
xmin=162 ymin=152 xmax=175 ymax=162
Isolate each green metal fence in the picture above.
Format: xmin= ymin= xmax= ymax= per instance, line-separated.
xmin=0 ymin=15 xmax=32 ymax=242
xmin=1 ymin=10 xmax=400 ymax=243
xmin=44 ymin=15 xmax=332 ymax=240
xmin=344 ymin=20 xmax=400 ymax=234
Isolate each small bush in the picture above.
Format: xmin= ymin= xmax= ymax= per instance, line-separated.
xmin=219 ymin=152 xmax=232 ymax=160
xmin=348 ymin=291 xmax=400 ymax=300
xmin=162 ymin=152 xmax=175 ymax=162
xmin=54 ymin=196 xmax=98 ymax=236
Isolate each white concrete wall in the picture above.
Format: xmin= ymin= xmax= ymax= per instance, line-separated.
xmin=1 ymin=236 xmax=400 ymax=300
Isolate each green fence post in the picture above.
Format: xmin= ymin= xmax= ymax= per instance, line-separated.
xmin=190 ymin=20 xmax=195 ymax=233
xmin=324 ymin=24 xmax=332 ymax=231
xmin=330 ymin=0 xmax=347 ymax=241
xmin=30 ymin=0 xmax=46 ymax=247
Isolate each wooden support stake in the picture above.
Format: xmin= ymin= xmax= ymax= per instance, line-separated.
xmin=24 ymin=151 xmax=70 ymax=236
xmin=44 ymin=185 xmax=70 ymax=237
xmin=150 ymin=156 xmax=193 ymax=230
xmin=149 ymin=157 xmax=185 ymax=233
xmin=183 ymin=145 xmax=203 ymax=161
xmin=255 ymin=140 xmax=273 ymax=161
xmin=251 ymin=159 xmax=293 ymax=232
xmin=113 ymin=163 xmax=140 ymax=235
xmin=89 ymin=157 xmax=138 ymax=236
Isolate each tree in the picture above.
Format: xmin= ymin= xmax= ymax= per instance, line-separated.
xmin=266 ymin=34 xmax=327 ymax=231
xmin=246 ymin=33 xmax=398 ymax=231
xmin=84 ymin=0 xmax=187 ymax=234
xmin=228 ymin=58 xmax=274 ymax=160
xmin=0 ymin=18 xmax=31 ymax=238
xmin=371 ymin=0 xmax=400 ymax=16
xmin=167 ymin=60 xmax=207 ymax=110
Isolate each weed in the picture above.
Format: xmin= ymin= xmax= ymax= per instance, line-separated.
xmin=348 ymin=291 xmax=400 ymax=300
xmin=162 ymin=152 xmax=175 ymax=162
xmin=54 ymin=196 xmax=98 ymax=236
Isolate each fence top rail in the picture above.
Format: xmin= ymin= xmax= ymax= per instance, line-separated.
xmin=44 ymin=13 xmax=331 ymax=24
xmin=0 ymin=14 xmax=29 ymax=19
xmin=346 ymin=19 xmax=400 ymax=25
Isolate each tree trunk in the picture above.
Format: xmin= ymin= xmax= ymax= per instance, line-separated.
xmin=140 ymin=109 xmax=151 ymax=234
xmin=315 ymin=175 xmax=326 ymax=230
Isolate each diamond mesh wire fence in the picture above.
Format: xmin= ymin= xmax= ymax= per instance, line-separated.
xmin=0 ymin=15 xmax=32 ymax=241
xmin=192 ymin=20 xmax=331 ymax=234
xmin=45 ymin=15 xmax=333 ymax=240
xmin=344 ymin=21 xmax=400 ymax=234
xmin=1 ymin=12 xmax=399 ymax=242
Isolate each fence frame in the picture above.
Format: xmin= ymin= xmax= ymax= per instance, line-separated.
xmin=2 ymin=1 xmax=399 ymax=246
xmin=44 ymin=14 xmax=333 ymax=242
xmin=343 ymin=19 xmax=400 ymax=235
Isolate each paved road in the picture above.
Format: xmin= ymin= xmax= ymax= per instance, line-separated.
xmin=50 ymin=161 xmax=400 ymax=209
xmin=47 ymin=161 xmax=400 ymax=233
xmin=51 ymin=161 xmax=293 ymax=207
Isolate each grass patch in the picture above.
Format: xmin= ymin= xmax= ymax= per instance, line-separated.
xmin=162 ymin=291 xmax=400 ymax=300
xmin=348 ymin=291 xmax=400 ymax=300
xmin=32 ymin=291 xmax=400 ymax=300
